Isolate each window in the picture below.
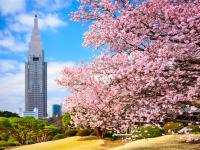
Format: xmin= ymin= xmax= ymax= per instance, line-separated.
xmin=33 ymin=57 xmax=39 ymax=61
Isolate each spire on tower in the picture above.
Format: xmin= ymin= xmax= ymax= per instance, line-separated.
xmin=29 ymin=14 xmax=43 ymax=57
xmin=34 ymin=14 xmax=38 ymax=29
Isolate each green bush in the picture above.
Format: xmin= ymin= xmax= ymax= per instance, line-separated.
xmin=90 ymin=129 xmax=113 ymax=138
xmin=26 ymin=140 xmax=35 ymax=145
xmin=52 ymin=134 xmax=66 ymax=140
xmin=62 ymin=113 xmax=71 ymax=128
xmin=132 ymin=125 xmax=162 ymax=139
xmin=65 ymin=128 xmax=78 ymax=137
xmin=76 ymin=129 xmax=92 ymax=136
xmin=7 ymin=136 xmax=16 ymax=143
xmin=110 ymin=135 xmax=118 ymax=141
xmin=0 ymin=141 xmax=19 ymax=147
xmin=103 ymin=130 xmax=113 ymax=138
xmin=187 ymin=125 xmax=200 ymax=132
xmin=90 ymin=131 xmax=97 ymax=136
xmin=0 ymin=133 xmax=9 ymax=141
xmin=163 ymin=122 xmax=183 ymax=134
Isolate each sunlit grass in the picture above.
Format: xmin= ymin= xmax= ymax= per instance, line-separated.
xmin=11 ymin=134 xmax=200 ymax=150
xmin=112 ymin=134 xmax=200 ymax=150
xmin=11 ymin=136 xmax=121 ymax=150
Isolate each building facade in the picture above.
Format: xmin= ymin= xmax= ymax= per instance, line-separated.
xmin=52 ymin=104 xmax=62 ymax=117
xmin=22 ymin=108 xmax=39 ymax=119
xmin=25 ymin=15 xmax=47 ymax=118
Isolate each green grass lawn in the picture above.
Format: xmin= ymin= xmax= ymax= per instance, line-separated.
xmin=10 ymin=134 xmax=200 ymax=150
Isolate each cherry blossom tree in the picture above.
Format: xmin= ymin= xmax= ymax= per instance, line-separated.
xmin=59 ymin=0 xmax=200 ymax=134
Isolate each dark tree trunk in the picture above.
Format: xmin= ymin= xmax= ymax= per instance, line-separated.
xmin=95 ymin=127 xmax=103 ymax=138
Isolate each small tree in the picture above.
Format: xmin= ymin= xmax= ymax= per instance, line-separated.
xmin=9 ymin=117 xmax=46 ymax=145
xmin=0 ymin=117 xmax=46 ymax=145
xmin=31 ymin=125 xmax=60 ymax=142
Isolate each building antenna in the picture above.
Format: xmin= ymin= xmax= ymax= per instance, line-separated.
xmin=34 ymin=4 xmax=39 ymax=18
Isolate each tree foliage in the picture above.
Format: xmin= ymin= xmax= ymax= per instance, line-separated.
xmin=0 ymin=117 xmax=47 ymax=145
xmin=0 ymin=111 xmax=19 ymax=118
xmin=31 ymin=125 xmax=61 ymax=143
xmin=62 ymin=113 xmax=71 ymax=128
xmin=59 ymin=0 xmax=200 ymax=133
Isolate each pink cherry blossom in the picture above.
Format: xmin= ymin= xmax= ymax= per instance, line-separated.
xmin=58 ymin=0 xmax=200 ymax=132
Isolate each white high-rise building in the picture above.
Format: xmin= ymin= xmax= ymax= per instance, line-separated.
xmin=25 ymin=15 xmax=47 ymax=118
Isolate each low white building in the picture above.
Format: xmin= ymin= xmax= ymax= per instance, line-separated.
xmin=22 ymin=108 xmax=39 ymax=119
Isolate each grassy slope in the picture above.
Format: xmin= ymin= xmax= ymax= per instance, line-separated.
xmin=11 ymin=135 xmax=200 ymax=150
xmin=11 ymin=136 xmax=121 ymax=150
xmin=112 ymin=134 xmax=200 ymax=150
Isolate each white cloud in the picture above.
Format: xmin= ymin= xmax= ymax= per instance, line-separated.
xmin=35 ymin=0 xmax=71 ymax=11
xmin=0 ymin=13 xmax=67 ymax=53
xmin=0 ymin=31 xmax=27 ymax=52
xmin=0 ymin=60 xmax=20 ymax=73
xmin=0 ymin=60 xmax=25 ymax=112
xmin=9 ymin=13 xmax=67 ymax=32
xmin=0 ymin=0 xmax=25 ymax=15
xmin=48 ymin=61 xmax=75 ymax=92
xmin=0 ymin=59 xmax=74 ymax=116
xmin=40 ymin=14 xmax=67 ymax=29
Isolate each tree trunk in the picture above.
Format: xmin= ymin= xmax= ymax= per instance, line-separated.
xmin=95 ymin=127 xmax=102 ymax=138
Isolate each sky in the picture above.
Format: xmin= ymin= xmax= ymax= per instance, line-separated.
xmin=0 ymin=0 xmax=97 ymax=116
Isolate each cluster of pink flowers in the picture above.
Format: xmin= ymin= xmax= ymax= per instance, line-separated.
xmin=186 ymin=136 xmax=200 ymax=143
xmin=178 ymin=127 xmax=192 ymax=134
xmin=59 ymin=0 xmax=200 ymax=132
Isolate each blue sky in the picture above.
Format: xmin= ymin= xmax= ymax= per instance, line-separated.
xmin=0 ymin=0 xmax=97 ymax=116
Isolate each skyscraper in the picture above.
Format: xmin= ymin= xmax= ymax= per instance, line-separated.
xmin=25 ymin=15 xmax=47 ymax=118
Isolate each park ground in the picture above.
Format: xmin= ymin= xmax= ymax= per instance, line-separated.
xmin=10 ymin=134 xmax=200 ymax=150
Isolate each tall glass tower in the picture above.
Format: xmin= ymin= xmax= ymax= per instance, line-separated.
xmin=25 ymin=15 xmax=47 ymax=118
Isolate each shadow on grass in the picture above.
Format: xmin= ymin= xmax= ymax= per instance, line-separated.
xmin=77 ymin=136 xmax=99 ymax=141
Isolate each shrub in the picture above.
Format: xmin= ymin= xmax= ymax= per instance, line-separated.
xmin=90 ymin=131 xmax=97 ymax=136
xmin=192 ymin=132 xmax=200 ymax=134
xmin=76 ymin=129 xmax=92 ymax=136
xmin=163 ymin=122 xmax=183 ymax=134
xmin=110 ymin=135 xmax=118 ymax=141
xmin=102 ymin=130 xmax=113 ymax=138
xmin=0 ymin=141 xmax=19 ymax=147
xmin=187 ymin=125 xmax=200 ymax=132
xmin=0 ymin=133 xmax=9 ymax=141
xmin=132 ymin=124 xmax=162 ymax=139
xmin=7 ymin=136 xmax=17 ymax=143
xmin=0 ymin=141 xmax=8 ymax=147
xmin=52 ymin=134 xmax=66 ymax=140
xmin=65 ymin=128 xmax=78 ymax=137
xmin=90 ymin=129 xmax=113 ymax=138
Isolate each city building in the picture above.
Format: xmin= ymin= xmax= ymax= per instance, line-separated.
xmin=18 ymin=107 xmax=23 ymax=117
xmin=52 ymin=104 xmax=62 ymax=117
xmin=25 ymin=15 xmax=47 ymax=118
xmin=22 ymin=108 xmax=39 ymax=119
